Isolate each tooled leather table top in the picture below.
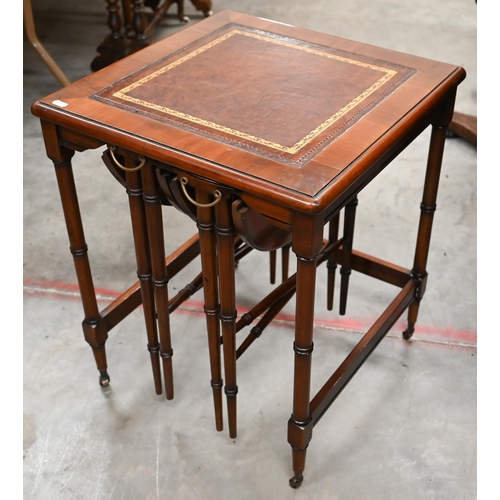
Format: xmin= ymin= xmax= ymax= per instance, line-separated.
xmin=94 ymin=24 xmax=414 ymax=166
xmin=32 ymin=10 xmax=465 ymax=212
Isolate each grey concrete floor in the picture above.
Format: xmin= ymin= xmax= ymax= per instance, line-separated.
xmin=23 ymin=1 xmax=477 ymax=498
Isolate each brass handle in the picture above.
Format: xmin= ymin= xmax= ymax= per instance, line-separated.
xmin=109 ymin=145 xmax=146 ymax=172
xmin=179 ymin=177 xmax=222 ymax=208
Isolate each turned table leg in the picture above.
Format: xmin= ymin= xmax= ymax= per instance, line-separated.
xmin=339 ymin=196 xmax=358 ymax=315
xmin=326 ymin=212 xmax=340 ymax=311
xmin=141 ymin=163 xmax=175 ymax=399
xmin=41 ymin=121 xmax=111 ymax=387
xmin=214 ymin=196 xmax=238 ymax=439
xmin=404 ymin=91 xmax=457 ymax=340
xmin=123 ymin=160 xmax=163 ymax=395
xmin=196 ymin=191 xmax=224 ymax=432
xmin=287 ymin=254 xmax=318 ymax=488
xmin=287 ymin=213 xmax=324 ymax=488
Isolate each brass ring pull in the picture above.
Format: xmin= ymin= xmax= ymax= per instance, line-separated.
xmin=109 ymin=145 xmax=146 ymax=172
xmin=179 ymin=177 xmax=222 ymax=208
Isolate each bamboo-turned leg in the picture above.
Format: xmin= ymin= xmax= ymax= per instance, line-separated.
xmin=339 ymin=197 xmax=358 ymax=315
xmin=196 ymin=191 xmax=224 ymax=431
xmin=141 ymin=163 xmax=174 ymax=399
xmin=214 ymin=196 xmax=238 ymax=439
xmin=288 ymin=254 xmax=318 ymax=488
xmin=403 ymin=92 xmax=456 ymax=340
xmin=287 ymin=213 xmax=323 ymax=489
xmin=51 ymin=151 xmax=110 ymax=387
xmin=124 ymin=161 xmax=162 ymax=395
xmin=327 ymin=213 xmax=340 ymax=311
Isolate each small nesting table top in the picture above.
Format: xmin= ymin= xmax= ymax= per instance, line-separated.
xmin=32 ymin=9 xmax=465 ymax=215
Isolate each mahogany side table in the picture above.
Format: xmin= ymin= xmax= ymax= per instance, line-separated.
xmin=32 ymin=10 xmax=465 ymax=488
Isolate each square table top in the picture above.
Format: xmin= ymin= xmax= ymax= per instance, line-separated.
xmin=32 ymin=10 xmax=465 ymax=215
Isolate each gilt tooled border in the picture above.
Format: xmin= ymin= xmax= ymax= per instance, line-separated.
xmin=112 ymin=29 xmax=397 ymax=154
xmin=92 ymin=24 xmax=416 ymax=166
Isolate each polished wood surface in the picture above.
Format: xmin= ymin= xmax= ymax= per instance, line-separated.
xmin=449 ymin=111 xmax=477 ymax=146
xmin=32 ymin=10 xmax=465 ymax=489
xmin=35 ymin=13 xmax=464 ymax=230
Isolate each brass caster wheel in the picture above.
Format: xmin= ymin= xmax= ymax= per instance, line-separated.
xmin=99 ymin=370 xmax=110 ymax=387
xmin=289 ymin=474 xmax=303 ymax=489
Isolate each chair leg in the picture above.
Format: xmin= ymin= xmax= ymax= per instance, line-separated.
xmin=23 ymin=0 xmax=71 ymax=87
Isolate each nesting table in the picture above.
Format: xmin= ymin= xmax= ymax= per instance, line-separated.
xmin=32 ymin=10 xmax=465 ymax=488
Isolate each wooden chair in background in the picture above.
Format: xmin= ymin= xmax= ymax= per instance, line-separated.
xmin=23 ymin=0 xmax=71 ymax=87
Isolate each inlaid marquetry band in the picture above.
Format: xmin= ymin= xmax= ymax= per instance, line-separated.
xmin=112 ymin=28 xmax=397 ymax=155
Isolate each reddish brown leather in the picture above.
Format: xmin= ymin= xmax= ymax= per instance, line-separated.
xmin=94 ymin=24 xmax=415 ymax=166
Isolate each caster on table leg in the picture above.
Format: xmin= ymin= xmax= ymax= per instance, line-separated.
xmin=99 ymin=370 xmax=110 ymax=387
xmin=402 ymin=323 xmax=415 ymax=340
xmin=289 ymin=474 xmax=303 ymax=489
